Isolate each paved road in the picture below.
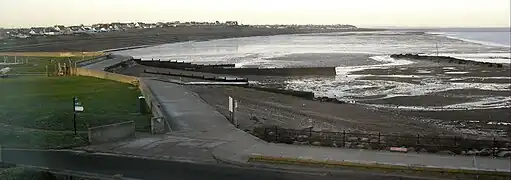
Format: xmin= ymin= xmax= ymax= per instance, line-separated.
xmin=83 ymin=55 xmax=131 ymax=71
xmin=2 ymin=149 xmax=436 ymax=180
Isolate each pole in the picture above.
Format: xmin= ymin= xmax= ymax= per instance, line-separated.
xmin=73 ymin=112 xmax=77 ymax=135
xmin=0 ymin=144 xmax=2 ymax=163
xmin=73 ymin=97 xmax=77 ymax=135
xmin=435 ymin=42 xmax=439 ymax=56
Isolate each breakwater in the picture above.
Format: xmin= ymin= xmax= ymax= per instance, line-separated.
xmin=134 ymin=59 xmax=336 ymax=76
xmin=390 ymin=54 xmax=505 ymax=68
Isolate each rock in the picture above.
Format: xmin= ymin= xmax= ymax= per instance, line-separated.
xmin=312 ymin=141 xmax=321 ymax=146
xmin=345 ymin=142 xmax=352 ymax=148
xmin=477 ymin=149 xmax=491 ymax=156
xmin=461 ymin=151 xmax=467 ymax=156
xmin=296 ymin=135 xmax=309 ymax=142
xmin=292 ymin=141 xmax=301 ymax=145
xmin=418 ymin=148 xmax=428 ymax=153
xmin=437 ymin=150 xmax=455 ymax=155
xmin=498 ymin=151 xmax=511 ymax=157
xmin=356 ymin=144 xmax=366 ymax=149
xmin=466 ymin=150 xmax=477 ymax=156
xmin=369 ymin=139 xmax=379 ymax=143
xmin=347 ymin=137 xmax=358 ymax=141
xmin=361 ymin=138 xmax=369 ymax=142
xmin=407 ymin=147 xmax=416 ymax=152
xmin=332 ymin=141 xmax=338 ymax=148
xmin=250 ymin=116 xmax=260 ymax=122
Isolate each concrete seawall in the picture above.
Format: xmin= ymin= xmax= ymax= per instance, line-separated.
xmin=135 ymin=59 xmax=336 ymax=76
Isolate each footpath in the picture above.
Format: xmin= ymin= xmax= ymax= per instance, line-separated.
xmin=82 ymin=55 xmax=511 ymax=176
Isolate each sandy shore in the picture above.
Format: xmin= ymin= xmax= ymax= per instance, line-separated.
xmin=120 ymin=61 xmax=509 ymax=139
xmin=0 ymin=27 xmax=380 ymax=52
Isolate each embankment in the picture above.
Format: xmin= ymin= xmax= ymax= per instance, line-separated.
xmin=390 ymin=54 xmax=505 ymax=68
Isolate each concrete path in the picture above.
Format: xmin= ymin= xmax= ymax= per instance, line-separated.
xmin=140 ymin=78 xmax=511 ymax=173
xmin=82 ymin=55 xmax=511 ymax=174
xmin=83 ymin=55 xmax=131 ymax=71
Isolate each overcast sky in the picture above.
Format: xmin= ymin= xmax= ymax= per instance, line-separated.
xmin=0 ymin=0 xmax=509 ymax=28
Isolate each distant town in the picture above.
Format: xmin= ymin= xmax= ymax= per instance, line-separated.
xmin=0 ymin=21 xmax=357 ymax=39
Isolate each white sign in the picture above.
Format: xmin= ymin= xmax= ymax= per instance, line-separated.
xmin=74 ymin=106 xmax=84 ymax=112
xmin=229 ymin=96 xmax=234 ymax=112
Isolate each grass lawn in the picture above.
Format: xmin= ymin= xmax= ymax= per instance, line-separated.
xmin=0 ymin=64 xmax=150 ymax=148
xmin=1 ymin=56 xmax=84 ymax=74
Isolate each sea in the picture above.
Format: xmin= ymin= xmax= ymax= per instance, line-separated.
xmin=120 ymin=27 xmax=511 ymax=66
xmin=118 ymin=27 xmax=511 ymax=111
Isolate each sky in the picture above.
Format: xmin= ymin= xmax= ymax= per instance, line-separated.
xmin=0 ymin=0 xmax=509 ymax=28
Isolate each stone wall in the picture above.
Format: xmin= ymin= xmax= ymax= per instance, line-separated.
xmin=88 ymin=121 xmax=135 ymax=144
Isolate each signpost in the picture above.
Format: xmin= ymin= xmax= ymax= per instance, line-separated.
xmin=228 ymin=96 xmax=238 ymax=127
xmin=73 ymin=97 xmax=84 ymax=135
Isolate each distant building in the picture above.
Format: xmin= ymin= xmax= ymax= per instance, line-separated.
xmin=225 ymin=21 xmax=239 ymax=26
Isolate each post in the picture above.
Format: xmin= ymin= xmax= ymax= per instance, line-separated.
xmin=342 ymin=130 xmax=346 ymax=147
xmin=73 ymin=97 xmax=77 ymax=135
xmin=73 ymin=112 xmax=77 ymax=135
xmin=378 ymin=132 xmax=381 ymax=150
xmin=274 ymin=126 xmax=278 ymax=142
xmin=45 ymin=65 xmax=48 ymax=76
xmin=309 ymin=127 xmax=312 ymax=137
xmin=417 ymin=134 xmax=420 ymax=146
xmin=0 ymin=144 xmax=2 ymax=163
xmin=492 ymin=138 xmax=497 ymax=157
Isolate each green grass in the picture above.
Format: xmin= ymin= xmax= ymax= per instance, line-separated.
xmin=0 ymin=76 xmax=151 ymax=148
xmin=0 ymin=56 xmax=83 ymax=74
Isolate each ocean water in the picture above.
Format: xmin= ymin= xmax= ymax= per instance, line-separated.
xmin=118 ymin=29 xmax=511 ymax=111
xmin=427 ymin=28 xmax=511 ymax=63
xmin=120 ymin=30 xmax=510 ymax=67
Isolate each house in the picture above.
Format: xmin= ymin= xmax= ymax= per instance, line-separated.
xmin=44 ymin=27 xmax=61 ymax=35
xmin=225 ymin=21 xmax=239 ymax=26
xmin=68 ymin=26 xmax=83 ymax=33
xmin=54 ymin=25 xmax=66 ymax=32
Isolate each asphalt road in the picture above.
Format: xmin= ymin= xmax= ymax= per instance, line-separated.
xmin=1 ymin=149 xmax=442 ymax=180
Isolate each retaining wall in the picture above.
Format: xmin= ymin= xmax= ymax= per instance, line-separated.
xmin=88 ymin=121 xmax=135 ymax=144
xmin=139 ymin=80 xmax=169 ymax=133
xmin=76 ymin=68 xmax=139 ymax=86
xmin=76 ymin=67 xmax=167 ymax=134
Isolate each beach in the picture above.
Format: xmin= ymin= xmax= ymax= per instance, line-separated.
xmin=118 ymin=28 xmax=511 ymax=139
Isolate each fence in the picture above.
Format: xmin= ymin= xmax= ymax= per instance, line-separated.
xmin=256 ymin=126 xmax=511 ymax=157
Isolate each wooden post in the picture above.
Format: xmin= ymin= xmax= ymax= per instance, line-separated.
xmin=274 ymin=126 xmax=278 ymax=142
xmin=378 ymin=132 xmax=381 ymax=150
xmin=492 ymin=138 xmax=497 ymax=157
xmin=342 ymin=130 xmax=346 ymax=147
